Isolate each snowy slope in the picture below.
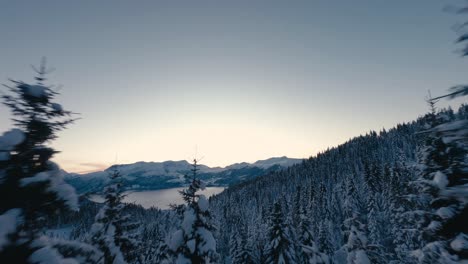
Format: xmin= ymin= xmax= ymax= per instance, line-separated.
xmin=65 ymin=157 xmax=302 ymax=194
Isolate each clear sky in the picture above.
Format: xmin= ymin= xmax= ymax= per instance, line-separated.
xmin=1 ymin=0 xmax=467 ymax=173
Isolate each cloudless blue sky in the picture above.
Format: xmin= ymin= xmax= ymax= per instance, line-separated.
xmin=1 ymin=0 xmax=467 ymax=172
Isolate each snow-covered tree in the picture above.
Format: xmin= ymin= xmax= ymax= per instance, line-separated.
xmin=366 ymin=192 xmax=390 ymax=263
xmin=89 ymin=170 xmax=141 ymax=264
xmin=414 ymin=95 xmax=468 ymax=262
xmin=229 ymin=224 xmax=255 ymax=264
xmin=140 ymin=222 xmax=172 ymax=264
xmin=367 ymin=194 xmax=380 ymax=246
xmin=297 ymin=205 xmax=328 ymax=264
xmin=229 ymin=230 xmax=240 ymax=263
xmin=389 ymin=163 xmax=424 ymax=263
xmin=412 ymin=6 xmax=468 ymax=261
xmin=0 ymin=60 xmax=85 ymax=263
xmin=344 ymin=218 xmax=371 ymax=264
xmin=168 ymin=159 xmax=219 ymax=264
xmin=342 ymin=177 xmax=373 ymax=264
xmin=264 ymin=201 xmax=297 ymax=264
xmin=291 ymin=186 xmax=302 ymax=229
xmin=317 ymin=220 xmax=334 ymax=260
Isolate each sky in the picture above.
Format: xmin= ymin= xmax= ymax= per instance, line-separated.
xmin=0 ymin=0 xmax=467 ymax=173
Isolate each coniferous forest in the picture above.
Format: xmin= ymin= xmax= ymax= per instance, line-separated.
xmin=1 ymin=2 xmax=468 ymax=264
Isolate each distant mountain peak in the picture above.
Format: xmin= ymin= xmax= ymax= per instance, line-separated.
xmin=251 ymin=156 xmax=303 ymax=169
xmin=65 ymin=156 xmax=303 ymax=193
xmin=104 ymin=157 xmax=302 ymax=173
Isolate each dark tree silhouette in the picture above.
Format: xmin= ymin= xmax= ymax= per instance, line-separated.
xmin=0 ymin=59 xmax=83 ymax=263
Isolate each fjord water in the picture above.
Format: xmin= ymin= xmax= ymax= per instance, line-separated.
xmin=91 ymin=187 xmax=225 ymax=209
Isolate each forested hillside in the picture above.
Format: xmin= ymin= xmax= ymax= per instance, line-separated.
xmin=210 ymin=105 xmax=468 ymax=263
xmin=42 ymin=105 xmax=467 ymax=263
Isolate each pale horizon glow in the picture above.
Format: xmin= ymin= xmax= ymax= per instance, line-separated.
xmin=1 ymin=0 xmax=467 ymax=173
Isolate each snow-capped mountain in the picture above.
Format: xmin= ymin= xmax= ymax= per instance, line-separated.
xmin=64 ymin=157 xmax=302 ymax=194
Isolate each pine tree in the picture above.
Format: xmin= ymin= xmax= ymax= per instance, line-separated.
xmin=292 ymin=186 xmax=302 ymax=229
xmin=89 ymin=170 xmax=141 ymax=264
xmin=229 ymin=230 xmax=241 ymax=263
xmin=367 ymin=194 xmax=380 ymax=245
xmin=265 ymin=201 xmax=297 ymax=264
xmin=0 ymin=60 xmax=84 ymax=263
xmin=140 ymin=221 xmax=171 ymax=264
xmin=390 ymin=163 xmax=424 ymax=263
xmin=412 ymin=5 xmax=468 ymax=261
xmin=414 ymin=93 xmax=468 ymax=261
xmin=316 ymin=220 xmax=334 ymax=260
xmin=168 ymin=159 xmax=219 ymax=264
xmin=364 ymin=163 xmax=382 ymax=194
xmin=366 ymin=193 xmax=389 ymax=263
xmin=297 ymin=205 xmax=328 ymax=264
xmin=344 ymin=217 xmax=371 ymax=264
xmin=343 ymin=177 xmax=372 ymax=264
xmin=249 ymin=213 xmax=268 ymax=264
xmin=229 ymin=224 xmax=255 ymax=264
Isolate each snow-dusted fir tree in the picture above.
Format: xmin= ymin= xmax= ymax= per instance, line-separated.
xmin=389 ymin=162 xmax=425 ymax=264
xmin=229 ymin=230 xmax=241 ymax=263
xmin=414 ymin=90 xmax=468 ymax=262
xmin=168 ymin=159 xmax=219 ymax=264
xmin=317 ymin=220 xmax=334 ymax=260
xmin=229 ymin=224 xmax=255 ymax=264
xmin=141 ymin=223 xmax=171 ymax=264
xmin=342 ymin=177 xmax=371 ymax=264
xmin=89 ymin=169 xmax=141 ymax=264
xmin=0 ymin=60 xmax=85 ymax=263
xmin=412 ymin=94 xmax=468 ymax=263
xmin=366 ymin=192 xmax=389 ymax=263
xmin=264 ymin=201 xmax=297 ymax=264
xmin=344 ymin=215 xmax=371 ymax=264
xmin=297 ymin=205 xmax=328 ymax=264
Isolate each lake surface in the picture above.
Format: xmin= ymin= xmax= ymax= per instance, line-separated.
xmin=91 ymin=187 xmax=225 ymax=209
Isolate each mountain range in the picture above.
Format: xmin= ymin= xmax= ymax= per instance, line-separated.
xmin=64 ymin=156 xmax=302 ymax=194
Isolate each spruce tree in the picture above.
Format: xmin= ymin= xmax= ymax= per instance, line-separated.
xmin=229 ymin=230 xmax=241 ymax=263
xmin=265 ymin=201 xmax=297 ymax=264
xmin=343 ymin=177 xmax=372 ymax=264
xmin=292 ymin=186 xmax=302 ymax=229
xmin=0 ymin=60 xmax=82 ymax=263
xmin=366 ymin=193 xmax=389 ymax=263
xmin=168 ymin=159 xmax=219 ymax=264
xmin=344 ymin=218 xmax=371 ymax=264
xmin=412 ymin=95 xmax=465 ymax=263
xmin=317 ymin=220 xmax=334 ymax=260
xmin=390 ymin=163 xmax=424 ymax=263
xmin=89 ymin=170 xmax=141 ymax=264
xmin=414 ymin=91 xmax=468 ymax=262
xmin=140 ymin=221 xmax=171 ymax=264
xmin=229 ymin=224 xmax=254 ymax=264
xmin=297 ymin=205 xmax=328 ymax=264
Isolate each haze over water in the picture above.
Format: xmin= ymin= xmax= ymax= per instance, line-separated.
xmin=91 ymin=187 xmax=225 ymax=209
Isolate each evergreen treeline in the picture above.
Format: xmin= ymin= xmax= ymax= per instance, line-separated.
xmin=210 ymin=105 xmax=468 ymax=263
